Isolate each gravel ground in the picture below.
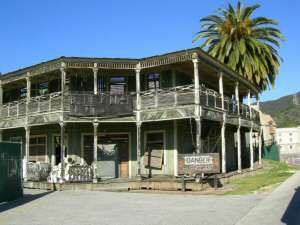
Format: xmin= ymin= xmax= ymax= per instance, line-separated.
xmin=0 ymin=188 xmax=264 ymax=225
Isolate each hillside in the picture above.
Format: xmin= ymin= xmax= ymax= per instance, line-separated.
xmin=261 ymin=92 xmax=300 ymax=128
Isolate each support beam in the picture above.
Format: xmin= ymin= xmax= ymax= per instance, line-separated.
xmin=249 ymin=126 xmax=254 ymax=170
xmin=221 ymin=121 xmax=226 ymax=173
xmin=173 ymin=120 xmax=178 ymax=176
xmin=237 ymin=124 xmax=242 ymax=173
xmin=136 ymin=122 xmax=142 ymax=176
xmin=93 ymin=121 xmax=99 ymax=183
xmin=59 ymin=122 xmax=65 ymax=183
xmin=24 ymin=126 xmax=30 ymax=181
xmin=93 ymin=65 xmax=98 ymax=95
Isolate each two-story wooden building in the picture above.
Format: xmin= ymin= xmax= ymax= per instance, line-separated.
xmin=0 ymin=48 xmax=262 ymax=182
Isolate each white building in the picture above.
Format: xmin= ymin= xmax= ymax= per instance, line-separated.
xmin=276 ymin=127 xmax=300 ymax=164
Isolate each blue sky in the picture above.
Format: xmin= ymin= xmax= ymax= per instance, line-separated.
xmin=0 ymin=0 xmax=299 ymax=101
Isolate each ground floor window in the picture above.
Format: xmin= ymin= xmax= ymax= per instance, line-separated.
xmin=29 ymin=135 xmax=47 ymax=163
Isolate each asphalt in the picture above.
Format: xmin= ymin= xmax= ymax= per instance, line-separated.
xmin=236 ymin=171 xmax=300 ymax=225
xmin=1 ymin=172 xmax=299 ymax=225
xmin=0 ymin=189 xmax=262 ymax=225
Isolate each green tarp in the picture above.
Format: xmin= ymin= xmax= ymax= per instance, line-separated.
xmin=263 ymin=143 xmax=280 ymax=161
xmin=0 ymin=142 xmax=23 ymax=203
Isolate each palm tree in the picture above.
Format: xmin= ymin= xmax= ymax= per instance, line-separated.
xmin=193 ymin=1 xmax=284 ymax=91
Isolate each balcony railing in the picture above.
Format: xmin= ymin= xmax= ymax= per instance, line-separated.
xmin=140 ymin=85 xmax=260 ymax=122
xmin=0 ymin=92 xmax=62 ymax=118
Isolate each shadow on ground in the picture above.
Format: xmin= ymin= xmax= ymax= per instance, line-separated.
xmin=281 ymin=187 xmax=300 ymax=225
xmin=0 ymin=190 xmax=54 ymax=213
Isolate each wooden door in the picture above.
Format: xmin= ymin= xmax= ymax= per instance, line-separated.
xmin=118 ymin=140 xmax=129 ymax=178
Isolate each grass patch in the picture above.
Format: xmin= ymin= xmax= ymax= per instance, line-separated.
xmin=223 ymin=160 xmax=300 ymax=195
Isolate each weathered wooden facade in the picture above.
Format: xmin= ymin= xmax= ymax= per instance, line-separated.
xmin=0 ymin=48 xmax=262 ymax=182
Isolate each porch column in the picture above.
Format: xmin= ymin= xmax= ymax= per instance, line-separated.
xmin=219 ymin=71 xmax=224 ymax=109
xmin=193 ymin=54 xmax=201 ymax=153
xmin=135 ymin=63 xmax=142 ymax=177
xmin=258 ymin=127 xmax=263 ymax=165
xmin=221 ymin=121 xmax=226 ymax=173
xmin=93 ymin=121 xmax=99 ymax=183
xmin=235 ymin=82 xmax=242 ymax=172
xmin=248 ymin=90 xmax=254 ymax=170
xmin=60 ymin=63 xmax=66 ymax=111
xmin=0 ymin=80 xmax=3 ymax=107
xmin=173 ymin=120 xmax=178 ymax=176
xmin=26 ymin=74 xmax=31 ymax=117
xmin=195 ymin=118 xmax=202 ymax=154
xmin=0 ymin=129 xmax=2 ymax=142
xmin=136 ymin=122 xmax=142 ymax=176
xmin=24 ymin=126 xmax=30 ymax=181
xmin=193 ymin=54 xmax=200 ymax=105
xmin=93 ymin=64 xmax=98 ymax=95
xmin=257 ymin=93 xmax=262 ymax=165
xmin=59 ymin=121 xmax=65 ymax=182
xmin=248 ymin=90 xmax=252 ymax=118
xmin=249 ymin=127 xmax=254 ymax=170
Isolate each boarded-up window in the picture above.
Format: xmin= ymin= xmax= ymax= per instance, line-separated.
xmin=144 ymin=132 xmax=164 ymax=169
xmin=29 ymin=136 xmax=47 ymax=163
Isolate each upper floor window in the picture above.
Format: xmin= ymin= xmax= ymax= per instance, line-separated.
xmin=109 ymin=76 xmax=126 ymax=94
xmin=147 ymin=73 xmax=160 ymax=90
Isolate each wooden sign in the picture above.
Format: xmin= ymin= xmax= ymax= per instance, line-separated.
xmin=178 ymin=153 xmax=220 ymax=175
xmin=144 ymin=149 xmax=163 ymax=169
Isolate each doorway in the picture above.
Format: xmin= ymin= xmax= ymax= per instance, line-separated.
xmin=82 ymin=133 xmax=130 ymax=178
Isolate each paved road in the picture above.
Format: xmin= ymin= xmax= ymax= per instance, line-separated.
xmin=0 ymin=189 xmax=263 ymax=225
xmin=237 ymin=171 xmax=300 ymax=225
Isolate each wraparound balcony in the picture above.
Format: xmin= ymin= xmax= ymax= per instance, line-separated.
xmin=0 ymin=85 xmax=260 ymax=123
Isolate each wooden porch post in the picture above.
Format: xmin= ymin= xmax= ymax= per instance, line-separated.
xmin=59 ymin=121 xmax=65 ymax=183
xmin=193 ymin=54 xmax=202 ymax=153
xmin=135 ymin=63 xmax=142 ymax=176
xmin=173 ymin=120 xmax=178 ymax=176
xmin=248 ymin=90 xmax=254 ymax=170
xmin=93 ymin=121 xmax=99 ymax=183
xmin=235 ymin=82 xmax=242 ymax=173
xmin=93 ymin=64 xmax=98 ymax=95
xmin=24 ymin=126 xmax=30 ymax=181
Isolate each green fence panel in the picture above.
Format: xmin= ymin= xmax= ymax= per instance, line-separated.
xmin=0 ymin=142 xmax=23 ymax=203
xmin=263 ymin=143 xmax=280 ymax=161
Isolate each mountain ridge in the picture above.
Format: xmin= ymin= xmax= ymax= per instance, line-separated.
xmin=261 ymin=92 xmax=300 ymax=128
